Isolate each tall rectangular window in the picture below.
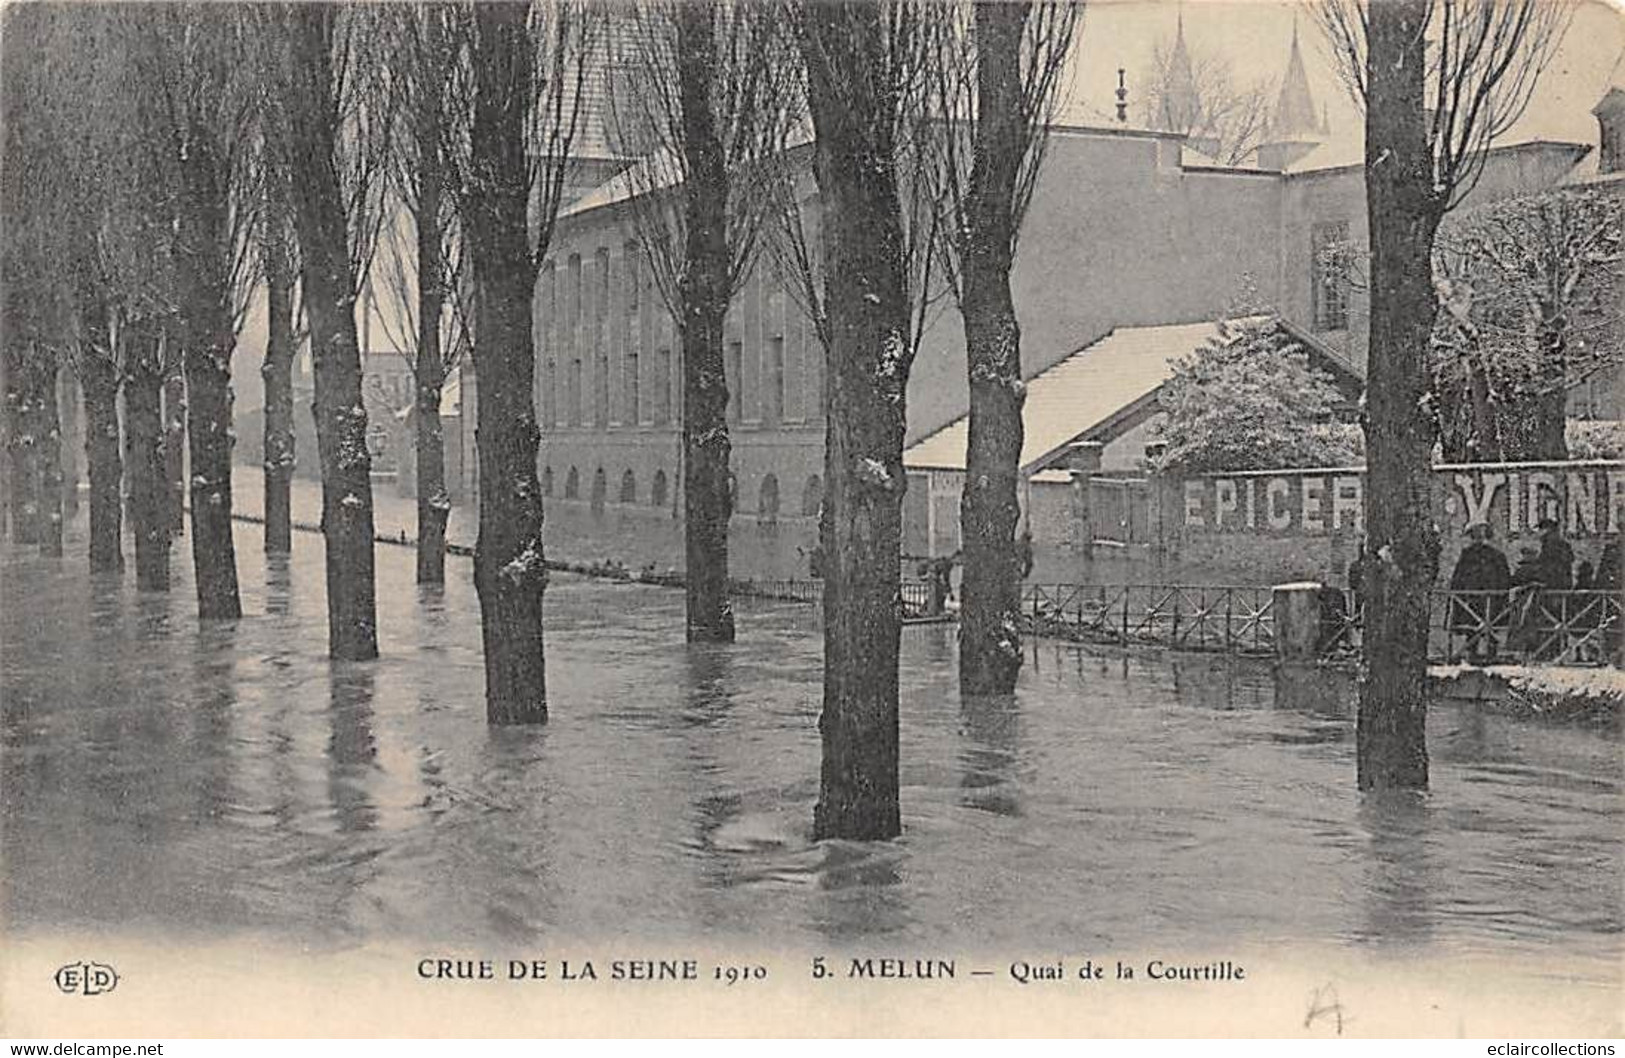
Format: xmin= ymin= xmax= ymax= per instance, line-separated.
xmin=655 ymin=348 xmax=672 ymax=425
xmin=568 ymin=358 xmax=583 ymax=426
xmin=541 ymin=262 xmax=556 ymax=356
xmin=624 ymin=241 xmax=641 ymax=314
xmin=595 ymin=350 xmax=609 ymax=427
xmin=595 ymin=247 xmax=611 ymax=321
xmin=567 ymin=253 xmax=582 ymax=345
xmin=726 ymin=341 xmax=742 ymax=423
xmin=1311 ymin=221 xmax=1350 ymax=332
xmin=625 ymin=352 xmax=640 ymax=425
xmin=543 ymin=360 xmax=557 ymax=427
xmin=765 ymin=336 xmax=785 ymax=424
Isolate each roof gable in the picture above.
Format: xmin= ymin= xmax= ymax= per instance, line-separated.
xmin=904 ymin=316 xmax=1362 ymax=477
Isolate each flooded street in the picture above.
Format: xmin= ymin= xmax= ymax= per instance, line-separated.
xmin=3 ymin=521 xmax=1621 ymax=993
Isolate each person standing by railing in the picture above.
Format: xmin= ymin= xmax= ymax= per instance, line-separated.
xmin=1448 ymin=522 xmax=1512 ymax=663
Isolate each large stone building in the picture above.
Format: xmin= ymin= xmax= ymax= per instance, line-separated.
xmin=494 ymin=21 xmax=1621 ymax=579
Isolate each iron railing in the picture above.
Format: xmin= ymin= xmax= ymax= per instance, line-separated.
xmin=1429 ymin=588 xmax=1622 ymax=668
xmin=727 ymin=577 xmax=940 ymax=619
xmin=1023 ymin=583 xmax=1279 ymax=655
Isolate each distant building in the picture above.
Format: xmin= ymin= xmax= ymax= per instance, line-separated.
xmin=502 ymin=21 xmax=1617 ymax=575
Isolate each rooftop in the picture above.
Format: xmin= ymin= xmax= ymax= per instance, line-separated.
xmin=904 ymin=318 xmax=1251 ymax=475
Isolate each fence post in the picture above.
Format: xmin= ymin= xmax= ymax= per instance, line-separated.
xmin=1273 ymin=581 xmax=1323 ymax=663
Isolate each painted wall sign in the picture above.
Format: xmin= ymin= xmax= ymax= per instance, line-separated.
xmin=1179 ymin=464 xmax=1625 ymax=538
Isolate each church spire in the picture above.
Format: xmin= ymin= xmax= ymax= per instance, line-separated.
xmin=1157 ymin=4 xmax=1200 ymax=133
xmin=1271 ymin=15 xmax=1323 ymax=141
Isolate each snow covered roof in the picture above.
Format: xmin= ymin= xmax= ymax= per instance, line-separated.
xmin=905 ymin=318 xmax=1258 ymax=476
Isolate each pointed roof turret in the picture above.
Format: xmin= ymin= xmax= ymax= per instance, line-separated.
xmin=1157 ymin=6 xmax=1201 ymax=134
xmin=1271 ymin=17 xmax=1322 ymax=141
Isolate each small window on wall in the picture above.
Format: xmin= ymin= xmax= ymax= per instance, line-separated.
xmin=542 ymin=466 xmax=553 ymax=497
xmin=758 ymin=474 xmax=780 ymax=526
xmin=655 ymin=348 xmax=673 ymax=425
xmin=765 ymin=337 xmax=785 ymax=424
xmin=542 ymin=360 xmax=558 ymax=427
xmin=726 ymin=341 xmax=742 ymax=423
xmin=596 ymin=247 xmax=611 ymax=321
xmin=1312 ymin=221 xmax=1350 ymax=332
xmin=564 ymin=466 xmax=580 ymax=500
xmin=625 ymin=351 xmax=640 ymax=424
xmin=567 ymin=254 xmax=582 ymax=335
xmin=568 ymin=358 xmax=583 ymax=426
xmin=624 ymin=240 xmax=641 ymax=314
xmin=619 ymin=469 xmax=637 ymax=503
xmin=651 ymin=469 xmax=668 ymax=508
xmin=801 ymin=474 xmax=822 ymax=517
xmin=591 ymin=467 xmax=607 ymax=514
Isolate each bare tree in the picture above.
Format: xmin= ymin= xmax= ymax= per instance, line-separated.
xmin=260 ymin=158 xmax=302 ymax=557
xmin=1432 ymin=184 xmax=1624 ymax=462
xmin=927 ymin=0 xmax=1079 ymax=696
xmin=606 ymin=1 xmax=800 ymax=642
xmin=50 ymin=4 xmax=128 ymax=575
xmin=376 ymin=3 xmax=475 ymax=586
xmin=1140 ymin=30 xmax=1272 ymax=165
xmin=462 ymin=0 xmax=599 ymax=723
xmin=129 ymin=3 xmax=266 ymax=619
xmin=2 ymin=4 xmax=76 ymax=558
xmin=792 ymin=0 xmax=949 ymax=841
xmin=1312 ymin=0 xmax=1571 ymax=790
xmin=263 ymin=3 xmax=396 ymax=659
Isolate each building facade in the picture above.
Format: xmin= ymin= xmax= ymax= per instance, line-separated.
xmin=473 ymin=30 xmax=1622 ymax=579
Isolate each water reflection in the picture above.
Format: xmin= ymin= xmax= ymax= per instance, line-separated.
xmin=327 ymin=662 xmax=379 ymax=835
xmin=1355 ymin=791 xmax=1438 ymax=947
xmin=264 ymin=553 xmax=293 ymax=616
xmin=959 ymin=693 xmax=1022 ymax=818
xmin=1 ymin=523 xmax=1619 ymax=988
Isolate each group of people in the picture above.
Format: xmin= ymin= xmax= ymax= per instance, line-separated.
xmin=1445 ymin=519 xmax=1621 ymax=663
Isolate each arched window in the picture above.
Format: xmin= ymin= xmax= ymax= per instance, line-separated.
xmin=651 ymin=469 xmax=668 ymax=508
xmin=801 ymin=474 xmax=822 ymax=517
xmin=619 ymin=468 xmax=637 ymax=504
xmin=564 ymin=466 xmax=580 ymax=500
xmin=758 ymin=473 xmax=780 ymax=525
xmin=591 ymin=467 xmax=607 ymax=514
xmin=542 ymin=466 xmax=553 ymax=498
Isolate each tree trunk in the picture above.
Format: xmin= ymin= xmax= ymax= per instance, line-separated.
xmin=125 ymin=315 xmax=170 ymax=591
xmin=467 ymin=4 xmax=548 ymax=723
xmin=415 ymin=63 xmax=449 ymax=586
xmin=416 ymin=380 xmax=450 ymax=583
xmin=4 ymin=343 xmax=40 ymax=545
xmin=800 ymin=5 xmax=910 ymax=841
xmin=678 ymin=1 xmax=736 ymax=644
xmin=177 ymin=159 xmax=243 ymax=621
xmin=262 ymin=226 xmax=297 ymax=556
xmin=58 ymin=365 xmax=80 ymax=518
xmin=1358 ymin=0 xmax=1441 ymax=791
xmin=35 ymin=349 xmax=64 ymax=557
xmin=284 ymin=4 xmax=378 ymax=661
xmin=5 ymin=345 xmax=53 ymax=548
xmin=163 ymin=368 xmax=186 ymax=538
xmin=958 ymin=1 xmax=1030 ymax=697
xmin=0 ymin=335 xmax=10 ymax=540
xmin=79 ymin=345 xmax=124 ymax=574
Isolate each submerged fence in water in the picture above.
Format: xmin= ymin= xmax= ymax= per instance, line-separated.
xmin=1020 ymin=583 xmax=1622 ymax=668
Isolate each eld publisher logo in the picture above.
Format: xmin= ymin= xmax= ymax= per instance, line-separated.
xmin=53 ymin=961 xmax=119 ymax=996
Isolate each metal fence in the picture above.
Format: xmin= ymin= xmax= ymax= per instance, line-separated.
xmin=1023 ymin=584 xmax=1279 ymax=655
xmin=1021 ymin=583 xmax=1622 ymax=668
xmin=1429 ymin=588 xmax=1622 ymax=668
xmin=727 ymin=577 xmax=938 ymax=617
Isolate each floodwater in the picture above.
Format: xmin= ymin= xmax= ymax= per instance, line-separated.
xmin=2 ymin=521 xmax=1620 ymax=990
